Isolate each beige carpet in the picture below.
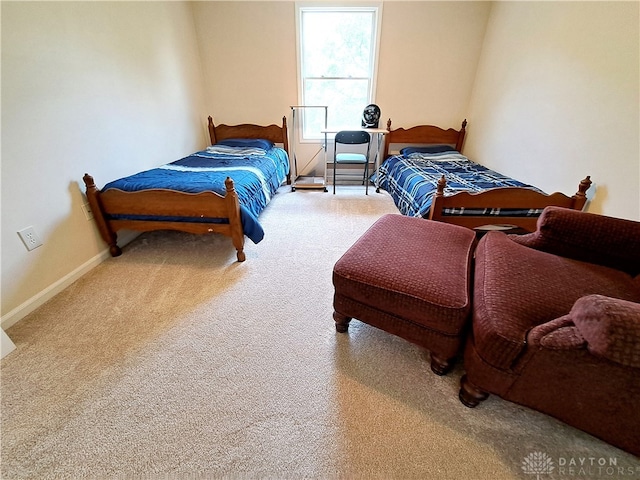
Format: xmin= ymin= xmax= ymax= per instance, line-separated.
xmin=2 ymin=186 xmax=637 ymax=479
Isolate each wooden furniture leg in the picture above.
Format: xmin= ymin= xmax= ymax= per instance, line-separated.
xmin=430 ymin=353 xmax=455 ymax=376
xmin=333 ymin=312 xmax=352 ymax=333
xmin=83 ymin=174 xmax=122 ymax=257
xmin=459 ymin=374 xmax=490 ymax=408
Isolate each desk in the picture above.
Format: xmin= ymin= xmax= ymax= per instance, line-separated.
xmin=321 ymin=127 xmax=388 ymax=194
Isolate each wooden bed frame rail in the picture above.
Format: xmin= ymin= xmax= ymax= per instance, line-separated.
xmin=430 ymin=175 xmax=592 ymax=232
xmin=83 ymin=175 xmax=247 ymax=261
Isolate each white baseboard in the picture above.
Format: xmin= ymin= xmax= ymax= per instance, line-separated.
xmin=1 ymin=231 xmax=139 ymax=331
xmin=1 ymin=249 xmax=111 ymax=331
xmin=1 ymin=328 xmax=17 ymax=359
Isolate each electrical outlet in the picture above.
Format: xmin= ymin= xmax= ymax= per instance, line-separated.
xmin=81 ymin=203 xmax=94 ymax=220
xmin=17 ymin=226 xmax=43 ymax=251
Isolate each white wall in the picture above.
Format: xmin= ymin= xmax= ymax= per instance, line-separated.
xmin=377 ymin=1 xmax=490 ymax=128
xmin=465 ymin=1 xmax=640 ymax=220
xmin=1 ymin=2 xmax=208 ymax=324
xmin=190 ymin=1 xmax=491 ymax=175
xmin=191 ymin=1 xmax=491 ymax=128
xmin=192 ymin=1 xmax=299 ymax=125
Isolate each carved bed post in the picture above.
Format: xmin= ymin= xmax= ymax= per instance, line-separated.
xmin=573 ymin=175 xmax=592 ymax=210
xmin=428 ymin=175 xmax=448 ymax=221
xmin=281 ymin=115 xmax=292 ymax=185
xmin=455 ymin=119 xmax=467 ymax=153
xmin=382 ymin=119 xmax=393 ymax=159
xmin=436 ymin=175 xmax=447 ymax=197
xmin=82 ymin=174 xmax=122 ymax=257
xmin=208 ymin=116 xmax=217 ymax=145
xmin=224 ymin=177 xmax=246 ymax=262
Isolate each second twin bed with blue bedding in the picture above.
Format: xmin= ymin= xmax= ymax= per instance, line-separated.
xmin=377 ymin=120 xmax=592 ymax=233
xmin=377 ymin=149 xmax=543 ymax=220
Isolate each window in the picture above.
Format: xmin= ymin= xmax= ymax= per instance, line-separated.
xmin=296 ymin=4 xmax=382 ymax=140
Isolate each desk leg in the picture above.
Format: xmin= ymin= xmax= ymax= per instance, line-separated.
xmin=374 ymin=133 xmax=382 ymax=193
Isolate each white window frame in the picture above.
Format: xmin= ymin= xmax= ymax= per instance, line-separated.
xmin=295 ymin=2 xmax=383 ymax=141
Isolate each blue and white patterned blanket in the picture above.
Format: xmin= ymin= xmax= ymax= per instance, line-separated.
xmin=103 ymin=146 xmax=289 ymax=243
xmin=377 ymin=152 xmax=542 ymax=219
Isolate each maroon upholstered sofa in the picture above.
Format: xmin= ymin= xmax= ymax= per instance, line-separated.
xmin=459 ymin=206 xmax=640 ymax=456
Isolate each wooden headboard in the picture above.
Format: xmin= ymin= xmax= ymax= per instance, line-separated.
xmin=382 ymin=119 xmax=467 ymax=159
xmin=207 ymin=116 xmax=289 ymax=157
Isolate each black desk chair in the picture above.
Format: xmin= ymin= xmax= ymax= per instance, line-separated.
xmin=333 ymin=130 xmax=371 ymax=194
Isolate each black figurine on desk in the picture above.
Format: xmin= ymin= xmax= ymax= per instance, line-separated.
xmin=362 ymin=104 xmax=381 ymax=128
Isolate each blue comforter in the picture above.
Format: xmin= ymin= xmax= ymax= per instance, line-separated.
xmin=103 ymin=146 xmax=289 ymax=243
xmin=377 ymin=152 xmax=541 ymax=219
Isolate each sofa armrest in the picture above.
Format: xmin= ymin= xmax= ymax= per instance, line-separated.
xmin=510 ymin=206 xmax=640 ymax=275
xmin=570 ymin=295 xmax=640 ymax=368
xmin=529 ymin=315 xmax=586 ymax=351
xmin=530 ymin=295 xmax=640 ymax=368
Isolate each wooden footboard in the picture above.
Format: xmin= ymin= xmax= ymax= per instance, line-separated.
xmin=83 ymin=174 xmax=246 ymax=261
xmin=429 ymin=176 xmax=592 ymax=232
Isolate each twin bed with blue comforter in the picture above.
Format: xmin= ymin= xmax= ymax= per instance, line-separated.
xmin=377 ymin=120 xmax=591 ymax=232
xmin=83 ymin=116 xmax=290 ymax=262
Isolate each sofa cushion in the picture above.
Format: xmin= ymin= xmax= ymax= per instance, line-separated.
xmin=473 ymin=232 xmax=640 ymax=370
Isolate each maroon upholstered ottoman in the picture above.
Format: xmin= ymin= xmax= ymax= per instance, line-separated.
xmin=332 ymin=214 xmax=477 ymax=375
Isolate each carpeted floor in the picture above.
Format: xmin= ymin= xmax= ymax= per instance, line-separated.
xmin=2 ymin=185 xmax=638 ymax=479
